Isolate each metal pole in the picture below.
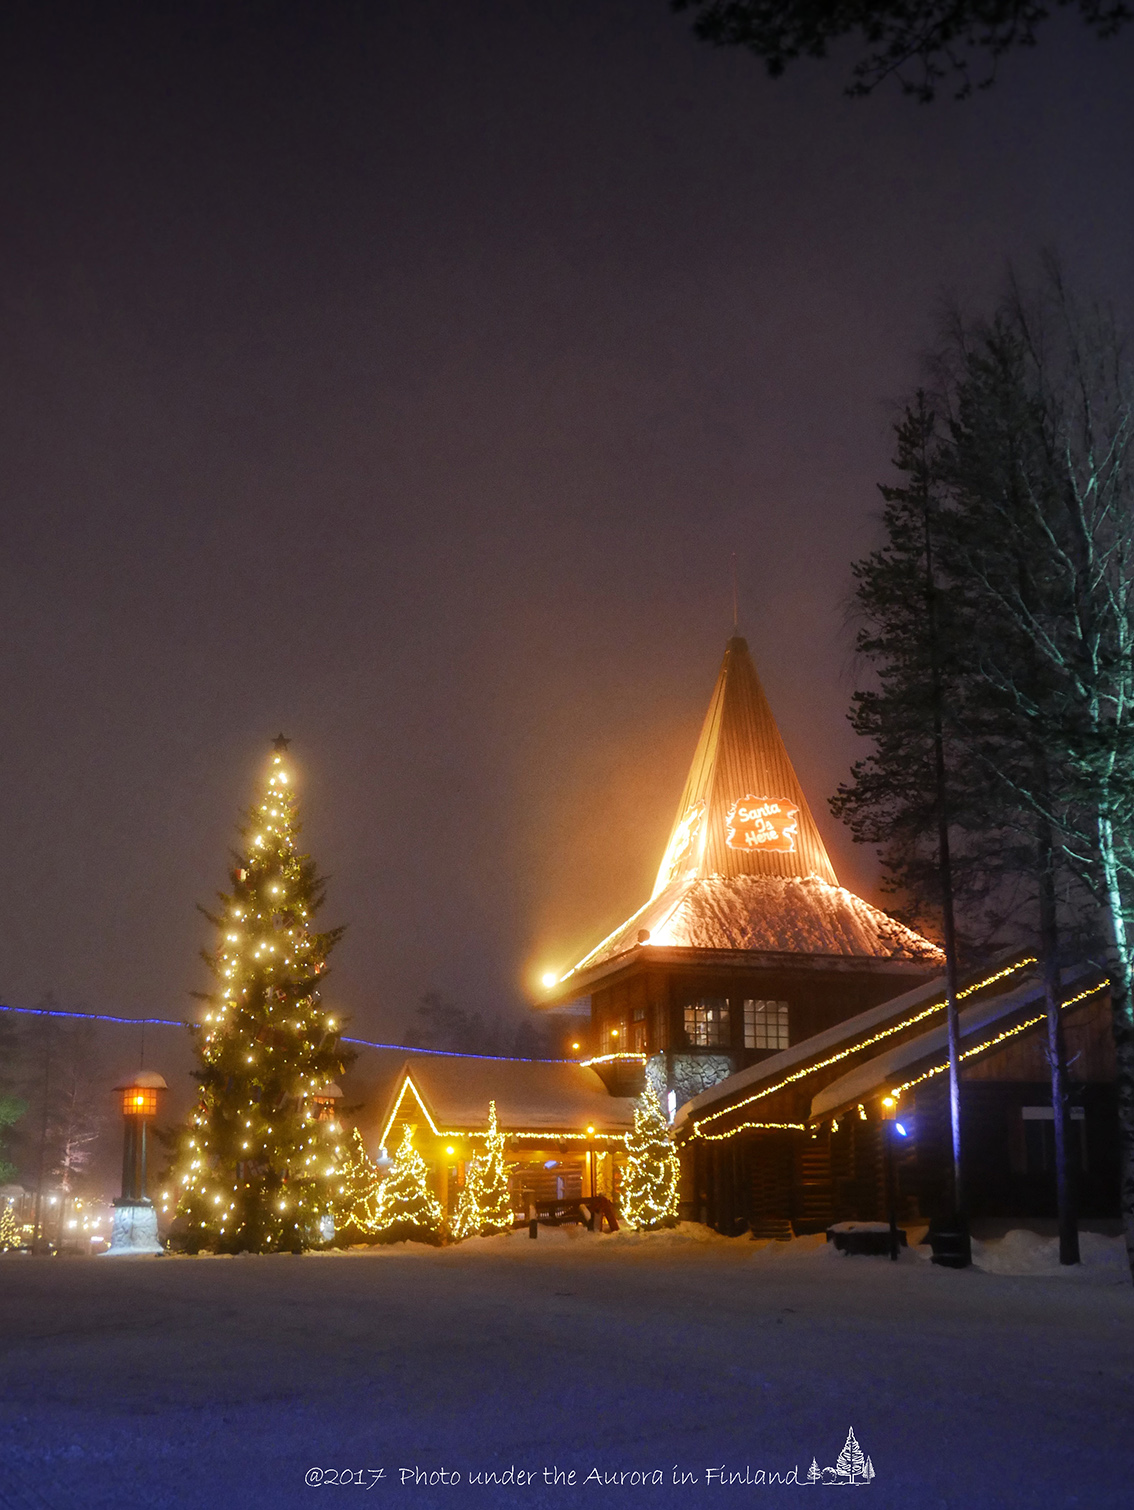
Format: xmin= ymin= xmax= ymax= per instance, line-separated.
xmin=923 ymin=497 xmax=967 ymax=1245
xmin=886 ymin=1123 xmax=899 ymax=1262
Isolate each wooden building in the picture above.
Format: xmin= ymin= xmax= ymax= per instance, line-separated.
xmin=360 ymin=1049 xmax=635 ymax=1222
xmin=676 ymin=954 xmax=1120 ymax=1236
xmin=537 ymin=636 xmax=943 ymax=1113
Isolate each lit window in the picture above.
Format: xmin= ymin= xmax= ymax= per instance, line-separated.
xmin=600 ymin=1017 xmax=628 ymax=1055
xmin=683 ymin=998 xmax=730 ymax=1048
xmin=743 ymin=999 xmax=789 ymax=1051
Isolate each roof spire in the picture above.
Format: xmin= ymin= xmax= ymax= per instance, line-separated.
xmin=651 ymin=636 xmax=837 ymax=895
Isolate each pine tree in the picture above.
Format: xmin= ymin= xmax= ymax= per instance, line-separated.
xmin=620 ymin=1083 xmax=680 ymax=1229
xmin=0 ymin=1199 xmax=20 ymax=1251
xmin=336 ymin=1127 xmax=385 ymax=1237
xmin=374 ymin=1125 xmax=444 ymax=1243
xmin=452 ymin=1102 xmax=514 ymax=1239
xmin=806 ymin=1458 xmax=820 ymax=1484
xmin=863 ymin=1455 xmax=876 ymax=1483
xmin=836 ymin=1427 xmax=865 ymax=1481
xmin=171 ymin=738 xmax=350 ymax=1254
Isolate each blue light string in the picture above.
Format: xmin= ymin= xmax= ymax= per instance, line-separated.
xmin=0 ymin=1002 xmax=569 ymax=1063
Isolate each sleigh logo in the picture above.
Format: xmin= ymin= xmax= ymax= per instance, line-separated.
xmin=659 ymin=799 xmax=706 ymax=886
xmin=804 ymin=1427 xmax=875 ymax=1485
xmin=725 ymin=795 xmax=798 ymax=853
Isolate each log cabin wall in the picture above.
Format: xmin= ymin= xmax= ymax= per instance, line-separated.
xmin=590 ymin=960 xmax=937 ymax=1073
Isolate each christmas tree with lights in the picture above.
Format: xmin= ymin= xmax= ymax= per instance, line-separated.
xmin=373 ymin=1125 xmax=444 ymax=1243
xmin=336 ymin=1127 xmax=385 ymax=1237
xmin=452 ymin=1101 xmax=514 ymax=1239
xmin=171 ymin=737 xmax=350 ymax=1253
xmin=620 ymin=1082 xmax=680 ymax=1229
xmin=0 ymin=1199 xmax=19 ymax=1251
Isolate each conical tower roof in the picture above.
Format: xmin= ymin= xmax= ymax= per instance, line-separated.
xmin=546 ymin=637 xmax=942 ymax=996
xmin=652 ymin=636 xmax=837 ymax=893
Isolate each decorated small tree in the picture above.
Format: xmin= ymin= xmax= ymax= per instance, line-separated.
xmin=336 ymin=1127 xmax=385 ymax=1237
xmin=620 ymin=1083 xmax=680 ymax=1229
xmin=0 ymin=1199 xmax=19 ymax=1251
xmin=806 ymin=1459 xmax=821 ymax=1485
xmin=374 ymin=1125 xmax=444 ymax=1243
xmin=452 ymin=1102 xmax=514 ymax=1239
xmin=836 ymin=1427 xmax=866 ymax=1482
xmin=170 ymin=738 xmax=351 ymax=1253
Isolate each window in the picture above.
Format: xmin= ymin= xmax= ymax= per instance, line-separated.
xmin=683 ymin=998 xmax=730 ymax=1048
xmin=631 ymin=1005 xmax=647 ymax=1052
xmin=1021 ymin=1105 xmax=1088 ymax=1173
xmin=600 ymin=1017 xmax=627 ymax=1055
xmin=744 ymin=999 xmax=789 ymax=1051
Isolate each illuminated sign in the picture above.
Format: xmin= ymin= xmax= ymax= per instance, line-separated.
xmin=725 ymin=795 xmax=798 ymax=853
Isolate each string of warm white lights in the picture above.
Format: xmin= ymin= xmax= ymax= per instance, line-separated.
xmin=890 ymin=981 xmax=1107 ymax=1099
xmin=684 ymin=977 xmax=1106 ymax=1144
xmin=688 ymin=955 xmax=1037 ymax=1137
xmin=691 ymin=1120 xmax=807 ymax=1143
xmin=379 ymin=1071 xmax=627 ymax=1151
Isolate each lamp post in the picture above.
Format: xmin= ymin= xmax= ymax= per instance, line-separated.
xmin=105 ymin=1071 xmax=167 ymax=1256
xmin=309 ymin=1082 xmax=343 ymax=1244
xmin=879 ymin=1095 xmax=901 ymax=1262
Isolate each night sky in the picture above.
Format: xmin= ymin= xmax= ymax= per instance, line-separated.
xmin=2 ymin=0 xmax=1132 ymax=1052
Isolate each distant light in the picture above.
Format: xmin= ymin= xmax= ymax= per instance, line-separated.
xmin=895 ymin=1122 xmax=909 ymax=1137
xmin=445 ymin=1146 xmax=455 ymax=1156
xmin=571 ymin=1042 xmax=580 ymax=1051
xmin=541 ymin=971 xmax=558 ymax=990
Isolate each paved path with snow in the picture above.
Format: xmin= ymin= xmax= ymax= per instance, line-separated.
xmin=0 ymin=1229 xmax=1131 ymax=1509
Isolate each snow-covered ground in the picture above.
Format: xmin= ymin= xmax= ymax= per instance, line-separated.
xmin=1 ymin=1226 xmax=1131 ymax=1510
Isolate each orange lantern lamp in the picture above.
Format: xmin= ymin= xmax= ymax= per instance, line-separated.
xmin=310 ymin=1082 xmax=343 ymax=1124
xmin=114 ymin=1071 xmax=168 ymax=1204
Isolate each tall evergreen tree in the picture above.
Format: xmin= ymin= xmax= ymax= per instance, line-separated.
xmin=171 ymin=738 xmax=350 ymax=1253
xmin=840 ymin=269 xmax=1134 ymax=1274
xmin=934 ymin=279 xmax=1134 ymax=1274
xmin=937 ymin=311 xmax=1096 ymax=1264
xmin=832 ymin=394 xmax=1020 ymax=1235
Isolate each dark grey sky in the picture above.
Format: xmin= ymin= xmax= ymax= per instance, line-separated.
xmin=1 ymin=0 xmax=1132 ymax=1045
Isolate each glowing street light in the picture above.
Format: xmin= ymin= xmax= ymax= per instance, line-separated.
xmin=105 ymin=1070 xmax=167 ymax=1256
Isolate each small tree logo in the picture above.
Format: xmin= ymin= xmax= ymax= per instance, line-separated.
xmin=807 ymin=1428 xmax=874 ymax=1485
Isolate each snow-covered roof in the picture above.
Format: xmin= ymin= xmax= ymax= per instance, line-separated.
xmin=374 ymin=1054 xmax=636 ymax=1144
xmin=809 ymin=965 xmax=1099 ymax=1121
xmin=557 ymin=875 xmax=943 ymax=992
xmin=544 ymin=637 xmax=941 ymax=999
